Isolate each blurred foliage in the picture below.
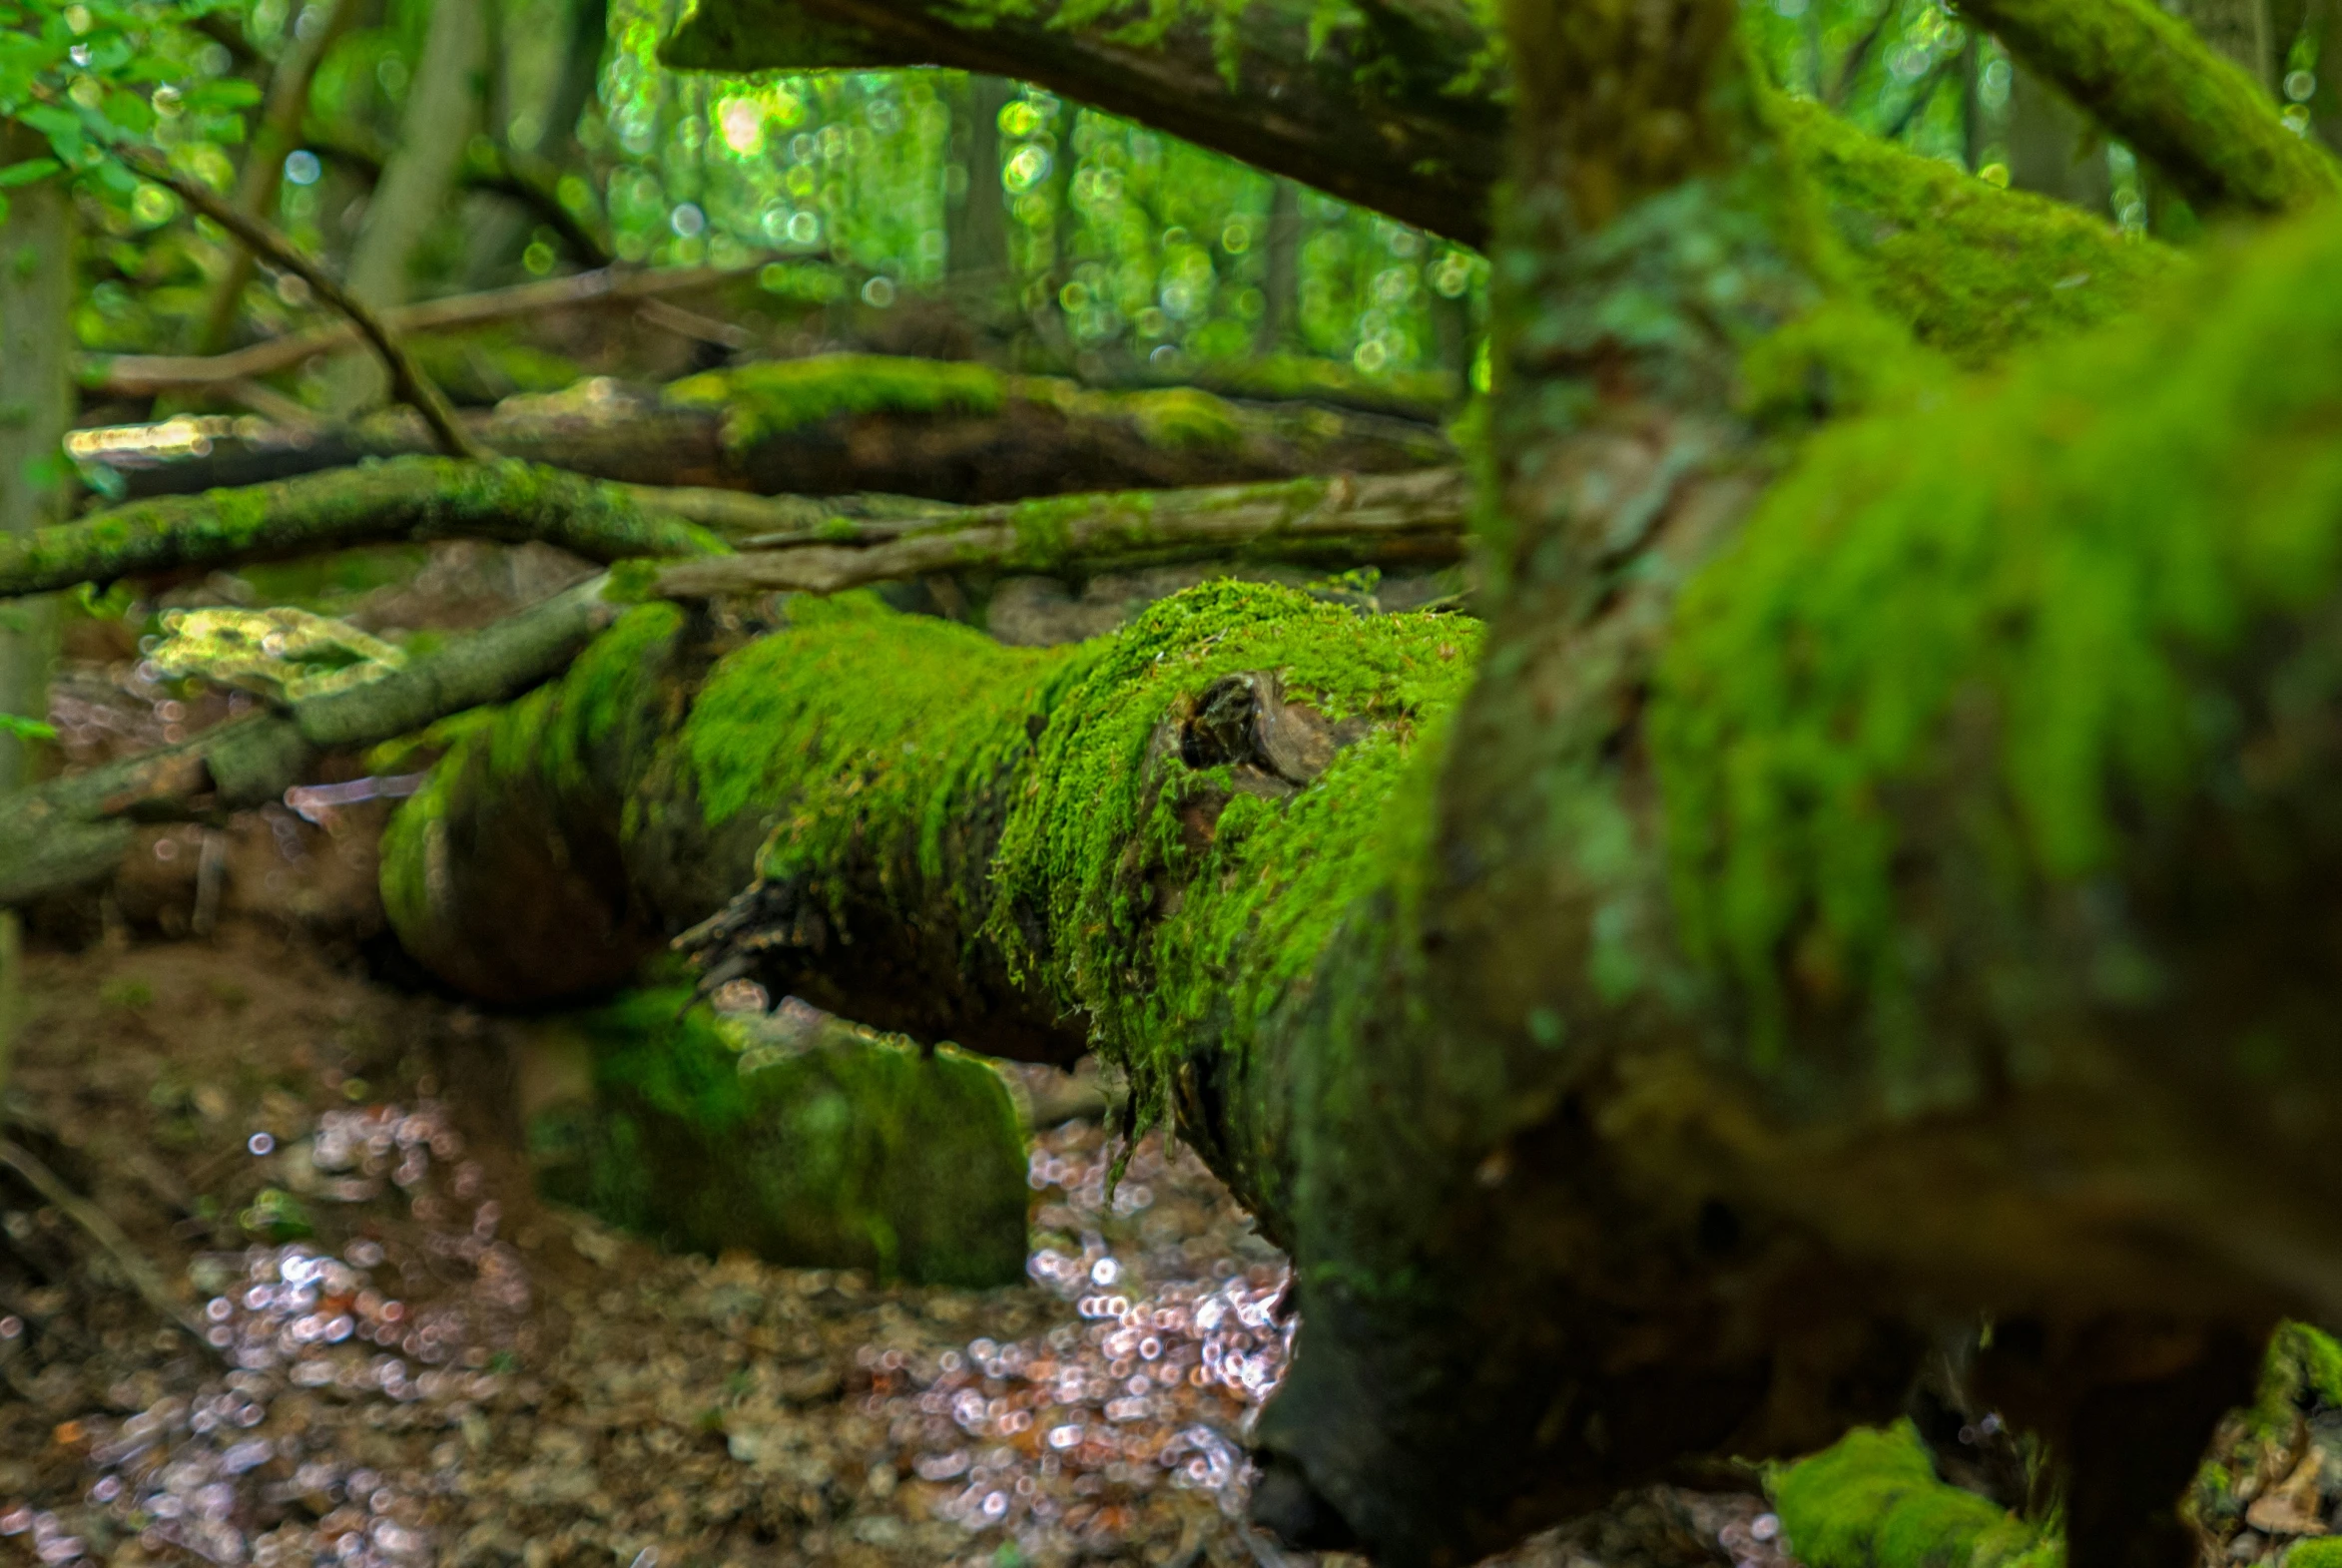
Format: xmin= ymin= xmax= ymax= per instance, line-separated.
xmin=11 ymin=0 xmax=2338 ymax=409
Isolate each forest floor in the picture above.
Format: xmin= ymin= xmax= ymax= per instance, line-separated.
xmin=0 ymin=915 xmax=1791 ymax=1568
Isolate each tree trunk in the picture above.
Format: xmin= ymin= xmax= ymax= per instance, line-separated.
xmin=325 ymin=0 xmax=489 ymax=413
xmin=2170 ymin=0 xmax=2275 ymax=87
xmin=1254 ymin=178 xmax=1301 ymax=357
xmin=0 ymin=132 xmax=72 ymax=1103
xmin=946 ymin=74 xmax=1013 ymax=323
xmin=460 ymin=0 xmax=613 ymax=284
xmin=365 ymin=5 xmax=2342 ymax=1566
xmin=0 ymin=133 xmax=70 ymax=795
xmin=2009 ymin=67 xmax=2112 ymax=214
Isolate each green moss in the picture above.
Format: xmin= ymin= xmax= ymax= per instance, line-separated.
xmin=2190 ymin=1324 xmax=2342 ymax=1539
xmin=990 ymin=580 xmax=1478 ymax=1115
xmin=1124 ymin=385 xmax=1248 ymax=449
xmin=683 ymin=593 xmax=1077 ymax=917
xmin=662 ymin=354 xmax=1004 ymax=454
xmin=1771 ymin=1422 xmax=2057 ymax=1568
xmin=532 ymin=988 xmax=1029 ymax=1286
xmin=1782 ymin=97 xmax=2179 ymax=367
xmin=1653 ymin=199 xmax=2342 ymax=1090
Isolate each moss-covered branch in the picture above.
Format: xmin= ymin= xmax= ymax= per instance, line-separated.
xmin=77 ymin=356 xmax=1455 ymax=504
xmin=0 ymin=574 xmax=619 ymax=904
xmin=653 ymin=467 xmax=1468 ymax=596
xmin=0 ymin=459 xmax=722 ymax=600
xmin=1960 ymin=0 xmax=2342 ymax=215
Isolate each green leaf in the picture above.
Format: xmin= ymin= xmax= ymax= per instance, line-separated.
xmin=0 ymin=157 xmax=59 ymax=187
xmin=0 ymin=715 xmax=56 ymax=744
xmin=182 ymin=76 xmax=259 ymax=112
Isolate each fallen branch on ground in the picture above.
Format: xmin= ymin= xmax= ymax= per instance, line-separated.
xmin=0 ymin=1137 xmax=215 ymax=1349
xmin=653 ymin=467 xmax=1469 ymax=596
xmin=0 ymin=574 xmax=621 ymax=905
xmin=87 ymin=265 xmax=750 ymax=398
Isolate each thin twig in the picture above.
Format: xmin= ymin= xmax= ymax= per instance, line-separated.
xmin=109 ymin=142 xmax=489 ymax=461
xmin=87 ymin=264 xmax=753 ymax=396
xmin=0 ymin=1137 xmax=216 ymax=1350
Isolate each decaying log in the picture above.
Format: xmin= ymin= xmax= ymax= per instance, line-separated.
xmin=653 ymin=467 xmax=1468 ymax=596
xmin=70 ymin=357 xmax=1453 ymax=503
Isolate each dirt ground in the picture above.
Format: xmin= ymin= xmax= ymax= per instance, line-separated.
xmin=0 ymin=909 xmax=1797 ymax=1568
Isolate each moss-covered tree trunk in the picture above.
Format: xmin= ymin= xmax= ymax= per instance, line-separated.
xmin=368 ymin=6 xmax=2342 ymax=1568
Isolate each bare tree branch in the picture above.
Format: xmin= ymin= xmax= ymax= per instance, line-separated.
xmin=86 ymin=265 xmax=751 ymax=398
xmin=112 ymin=143 xmax=489 ymax=459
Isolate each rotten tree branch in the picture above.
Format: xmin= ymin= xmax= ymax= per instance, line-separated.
xmin=653 ymin=467 xmax=1469 ymax=596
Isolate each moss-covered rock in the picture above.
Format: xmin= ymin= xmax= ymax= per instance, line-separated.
xmin=526 ymin=988 xmax=1030 ymax=1288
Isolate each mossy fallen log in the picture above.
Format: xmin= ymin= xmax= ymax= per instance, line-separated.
xmin=523 ymin=989 xmax=1030 ymax=1288
xmin=371 ymin=185 xmax=2342 ymax=1566
xmin=74 ymin=355 xmax=1454 ymax=503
